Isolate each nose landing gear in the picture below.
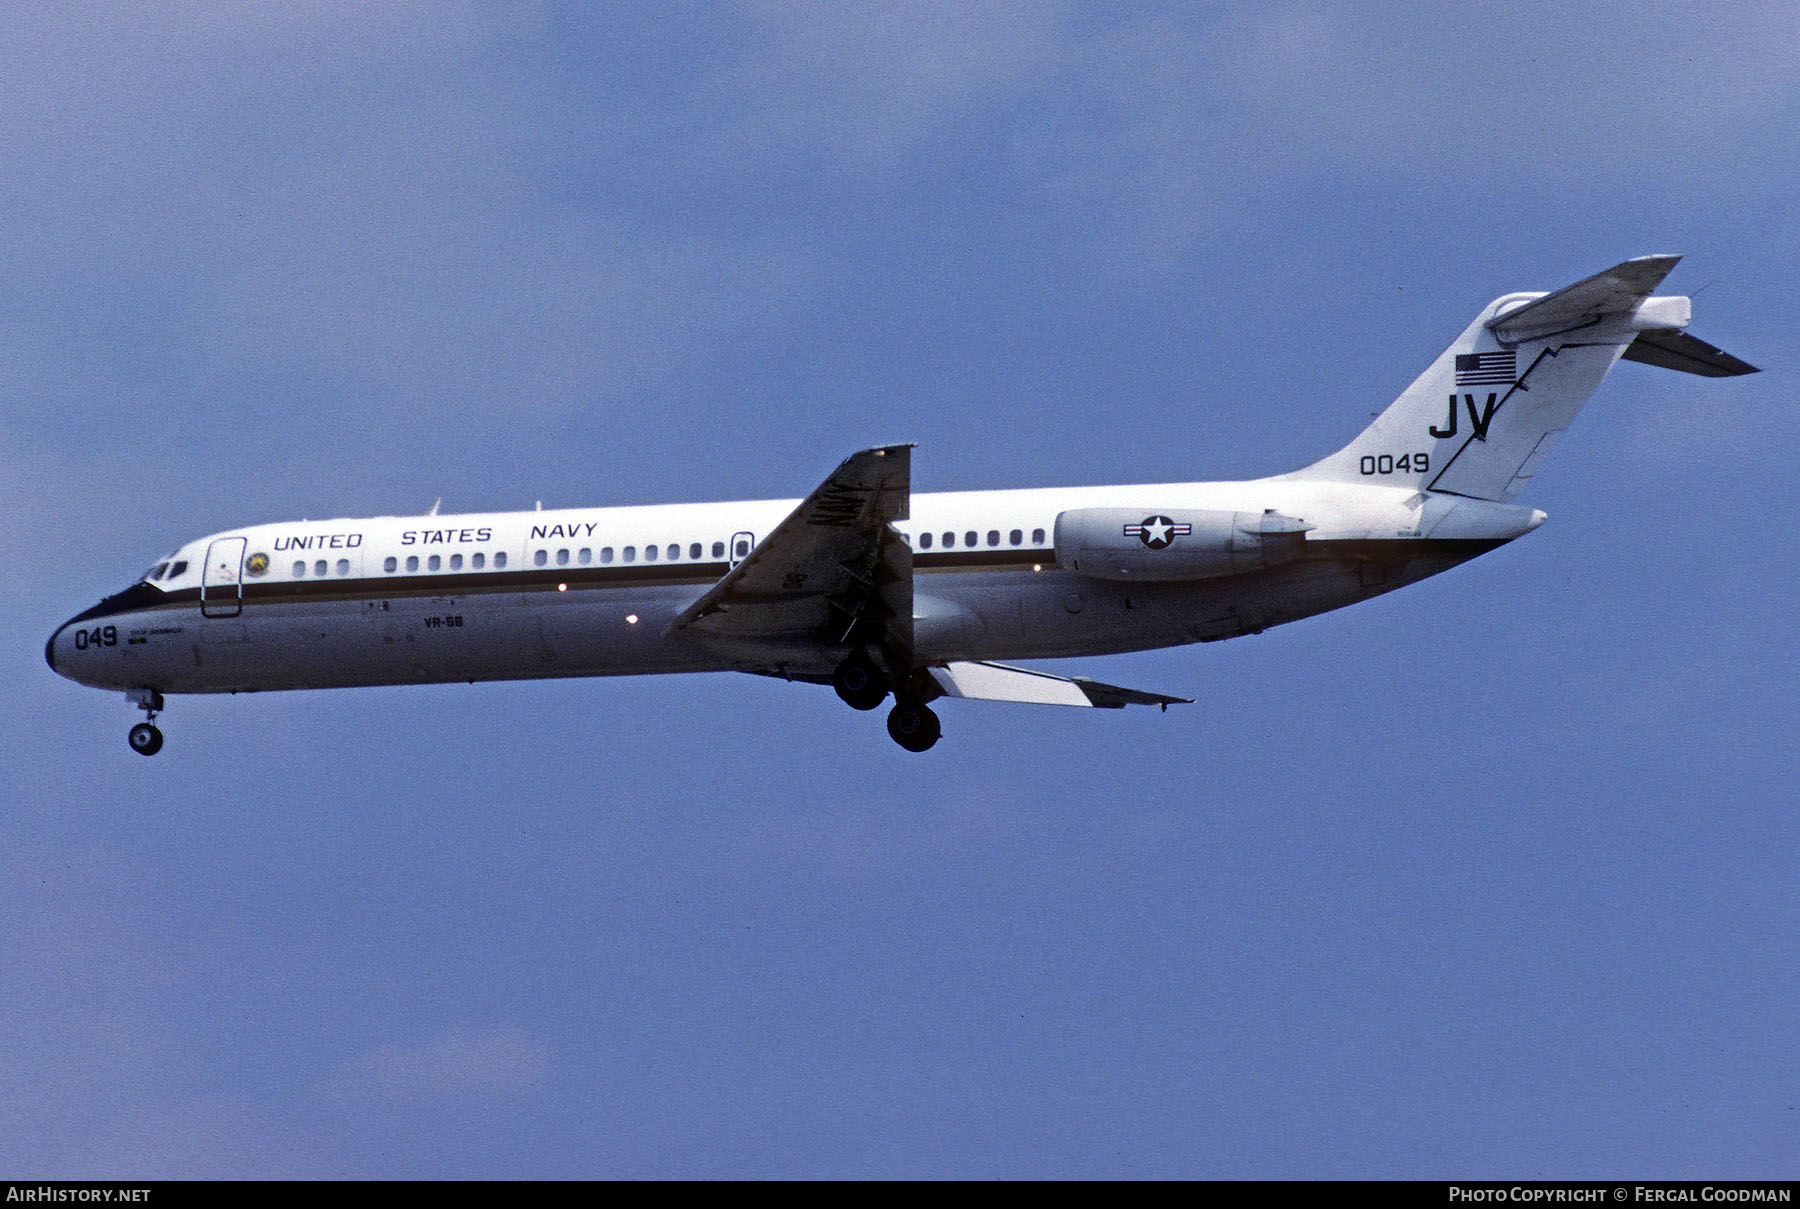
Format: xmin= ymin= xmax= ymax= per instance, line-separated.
xmin=125 ymin=688 xmax=165 ymax=756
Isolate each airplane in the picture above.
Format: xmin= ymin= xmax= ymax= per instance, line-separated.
xmin=47 ymin=255 xmax=1756 ymax=755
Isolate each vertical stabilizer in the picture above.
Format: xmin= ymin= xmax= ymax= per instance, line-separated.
xmin=1279 ymin=256 xmax=1748 ymax=501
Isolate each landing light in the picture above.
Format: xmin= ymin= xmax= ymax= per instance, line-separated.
xmin=557 ymin=583 xmax=567 ymax=592
xmin=626 ymin=614 xmax=639 ymax=625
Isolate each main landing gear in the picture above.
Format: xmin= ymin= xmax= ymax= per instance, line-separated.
xmin=832 ymin=653 xmax=941 ymax=752
xmin=831 ymin=650 xmax=889 ymax=711
xmin=126 ymin=688 xmax=165 ymax=756
xmin=885 ymin=699 xmax=941 ymax=753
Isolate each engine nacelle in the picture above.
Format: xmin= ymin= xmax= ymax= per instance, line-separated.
xmin=1054 ymin=508 xmax=1312 ymax=582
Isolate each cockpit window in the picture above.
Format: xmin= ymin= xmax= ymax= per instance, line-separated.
xmin=145 ymin=562 xmax=170 ymax=582
xmin=168 ymin=560 xmax=188 ymax=578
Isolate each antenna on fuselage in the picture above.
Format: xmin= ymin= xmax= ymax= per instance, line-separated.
xmin=427 ymin=498 xmax=441 ymax=516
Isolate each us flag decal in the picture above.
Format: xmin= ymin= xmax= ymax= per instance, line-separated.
xmin=1455 ymin=351 xmax=1516 ymax=386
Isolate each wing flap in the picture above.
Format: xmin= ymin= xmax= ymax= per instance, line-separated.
xmin=928 ymin=660 xmax=1191 ymax=709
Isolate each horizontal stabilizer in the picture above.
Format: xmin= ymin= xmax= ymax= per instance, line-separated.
xmin=928 ymin=661 xmax=1191 ymax=710
xmin=1487 ymin=254 xmax=1681 ymax=343
xmin=1622 ymin=328 xmax=1759 ymax=377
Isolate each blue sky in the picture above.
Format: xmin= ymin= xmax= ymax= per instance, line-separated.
xmin=6 ymin=1 xmax=1797 ymax=1178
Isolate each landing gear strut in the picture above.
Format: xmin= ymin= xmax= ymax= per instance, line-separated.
xmin=886 ymin=699 xmax=941 ymax=752
xmin=832 ymin=651 xmax=889 ymax=711
xmin=126 ymin=688 xmax=165 ymax=756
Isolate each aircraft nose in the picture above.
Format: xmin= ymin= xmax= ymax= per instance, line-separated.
xmin=46 ymin=625 xmax=60 ymax=674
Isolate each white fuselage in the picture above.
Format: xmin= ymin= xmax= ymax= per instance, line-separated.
xmin=47 ymin=477 xmax=1541 ymax=697
xmin=48 ymin=256 xmax=1748 ymax=758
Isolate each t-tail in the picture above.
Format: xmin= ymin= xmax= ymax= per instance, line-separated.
xmin=1282 ymin=255 xmax=1758 ymax=501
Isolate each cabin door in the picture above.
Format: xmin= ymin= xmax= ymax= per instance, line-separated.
xmin=201 ymin=536 xmax=247 ymax=618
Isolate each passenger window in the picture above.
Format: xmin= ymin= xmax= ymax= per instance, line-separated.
xmin=534 ymin=550 xmax=547 ymax=567
xmin=601 ymin=547 xmax=614 ymax=564
xmin=337 ymin=559 xmax=350 ymax=576
xmin=667 ymin=544 xmax=679 ymax=561
xmin=578 ymin=548 xmax=591 ymax=565
xmin=919 ymin=532 xmax=932 ymax=549
xmin=472 ymin=553 xmax=485 ymax=569
xmin=494 ymin=552 xmax=507 ymax=568
xmin=1009 ymin=529 xmax=1022 ymax=546
xmin=450 ymin=553 xmax=463 ymax=570
xmin=314 ymin=560 xmax=327 ymax=577
xmin=293 ymin=562 xmax=306 ymax=578
xmin=733 ymin=538 xmax=750 ymax=558
xmin=943 ymin=532 xmax=954 ymax=548
xmin=645 ymin=545 xmax=658 ymax=562
xmin=965 ymin=531 xmax=977 ymax=547
xmin=384 ymin=557 xmax=398 ymax=573
xmin=689 ymin=543 xmax=701 ymax=559
xmin=406 ymin=556 xmax=419 ymax=572
xmin=712 ymin=541 xmax=725 ymax=558
xmin=428 ymin=555 xmax=441 ymax=571
xmin=987 ymin=530 xmax=999 ymax=546
xmin=1032 ymin=529 xmax=1045 ymax=544
xmin=555 ymin=548 xmax=569 ymax=566
xmin=623 ymin=546 xmax=636 ymax=563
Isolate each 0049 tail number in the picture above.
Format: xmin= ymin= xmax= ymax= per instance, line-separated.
xmin=1359 ymin=452 xmax=1429 ymax=476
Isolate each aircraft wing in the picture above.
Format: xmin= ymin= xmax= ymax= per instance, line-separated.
xmin=667 ymin=444 xmax=915 ymax=674
xmin=927 ymin=660 xmax=1191 ymax=710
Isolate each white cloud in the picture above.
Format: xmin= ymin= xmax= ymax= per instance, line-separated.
xmin=681 ymin=2 xmax=1800 ymax=270
xmin=712 ymin=1 xmax=1069 ymax=170
xmin=0 ymin=1 xmax=816 ymax=527
xmin=0 ymin=840 xmax=335 ymax=1177
xmin=320 ymin=1023 xmax=553 ymax=1104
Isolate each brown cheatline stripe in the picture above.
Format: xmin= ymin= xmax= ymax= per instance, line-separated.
xmin=68 ymin=550 xmax=1060 ymax=620
xmin=68 ymin=539 xmax=1506 ymax=623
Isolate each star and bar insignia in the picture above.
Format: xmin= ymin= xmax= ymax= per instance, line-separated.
xmin=1122 ymin=516 xmax=1189 ymax=549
